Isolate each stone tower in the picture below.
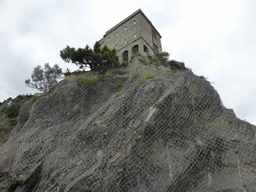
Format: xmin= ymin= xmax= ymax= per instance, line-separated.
xmin=99 ymin=9 xmax=162 ymax=63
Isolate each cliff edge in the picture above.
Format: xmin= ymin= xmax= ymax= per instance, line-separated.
xmin=0 ymin=56 xmax=255 ymax=191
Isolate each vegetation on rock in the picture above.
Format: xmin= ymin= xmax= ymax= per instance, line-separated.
xmin=116 ymin=81 xmax=124 ymax=87
xmin=138 ymin=75 xmax=156 ymax=83
xmin=60 ymin=42 xmax=119 ymax=74
xmin=120 ymin=61 xmax=129 ymax=68
xmin=0 ymin=94 xmax=37 ymax=146
xmin=156 ymin=51 xmax=170 ymax=62
xmin=76 ymin=74 xmax=106 ymax=87
xmin=25 ymin=63 xmax=63 ymax=93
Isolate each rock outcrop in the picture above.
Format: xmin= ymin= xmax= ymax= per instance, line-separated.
xmin=0 ymin=57 xmax=256 ymax=191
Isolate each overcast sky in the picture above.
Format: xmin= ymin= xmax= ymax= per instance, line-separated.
xmin=0 ymin=0 xmax=255 ymax=124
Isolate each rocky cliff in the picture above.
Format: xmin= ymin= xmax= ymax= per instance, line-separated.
xmin=0 ymin=56 xmax=256 ymax=192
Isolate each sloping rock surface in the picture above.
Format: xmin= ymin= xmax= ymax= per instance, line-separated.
xmin=0 ymin=67 xmax=256 ymax=192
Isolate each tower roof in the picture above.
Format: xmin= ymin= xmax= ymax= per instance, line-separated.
xmin=103 ymin=9 xmax=162 ymax=38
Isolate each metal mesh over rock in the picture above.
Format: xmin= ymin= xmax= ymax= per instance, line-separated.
xmin=0 ymin=65 xmax=256 ymax=192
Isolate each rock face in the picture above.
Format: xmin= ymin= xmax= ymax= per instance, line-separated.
xmin=0 ymin=60 xmax=256 ymax=192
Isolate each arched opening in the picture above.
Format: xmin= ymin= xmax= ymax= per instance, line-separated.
xmin=122 ymin=50 xmax=128 ymax=61
xmin=132 ymin=45 xmax=139 ymax=56
xmin=144 ymin=45 xmax=149 ymax=54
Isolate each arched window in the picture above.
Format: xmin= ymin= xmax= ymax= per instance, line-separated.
xmin=122 ymin=50 xmax=128 ymax=61
xmin=144 ymin=45 xmax=149 ymax=54
xmin=134 ymin=33 xmax=136 ymax=38
xmin=132 ymin=45 xmax=139 ymax=56
xmin=124 ymin=39 xmax=127 ymax=44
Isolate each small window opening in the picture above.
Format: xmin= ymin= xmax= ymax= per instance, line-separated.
xmin=116 ymin=32 xmax=118 ymax=36
xmin=134 ymin=33 xmax=136 ymax=38
xmin=122 ymin=50 xmax=128 ymax=61
xmin=152 ymin=30 xmax=157 ymax=40
xmin=134 ymin=20 xmax=136 ymax=25
xmin=108 ymin=37 xmax=110 ymax=42
xmin=124 ymin=39 xmax=126 ymax=44
xmin=132 ymin=45 xmax=139 ymax=56
xmin=144 ymin=45 xmax=149 ymax=53
xmin=153 ymin=43 xmax=158 ymax=53
xmin=125 ymin=26 xmax=127 ymax=31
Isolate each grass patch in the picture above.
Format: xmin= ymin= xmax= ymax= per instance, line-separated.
xmin=76 ymin=76 xmax=87 ymax=86
xmin=0 ymin=126 xmax=10 ymax=133
xmin=116 ymin=81 xmax=124 ymax=87
xmin=8 ymin=118 xmax=18 ymax=127
xmin=97 ymin=74 xmax=106 ymax=81
xmin=76 ymin=74 xmax=107 ymax=87
xmin=107 ymin=68 xmax=128 ymax=75
xmin=85 ymin=79 xmax=97 ymax=88
xmin=139 ymin=58 xmax=148 ymax=65
xmin=32 ymin=95 xmax=43 ymax=102
xmin=138 ymin=75 xmax=156 ymax=83
xmin=130 ymin=73 xmax=139 ymax=83
xmin=116 ymin=94 xmax=121 ymax=97
xmin=121 ymin=61 xmax=129 ymax=68
xmin=0 ymin=118 xmax=17 ymax=133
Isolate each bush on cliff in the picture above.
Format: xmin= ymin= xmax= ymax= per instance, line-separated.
xmin=60 ymin=42 xmax=119 ymax=74
xmin=1 ymin=103 xmax=22 ymax=119
xmin=25 ymin=63 xmax=63 ymax=93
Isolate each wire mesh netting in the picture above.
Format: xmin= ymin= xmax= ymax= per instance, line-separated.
xmin=0 ymin=65 xmax=256 ymax=192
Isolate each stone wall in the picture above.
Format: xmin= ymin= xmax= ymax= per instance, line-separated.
xmin=99 ymin=11 xmax=162 ymax=63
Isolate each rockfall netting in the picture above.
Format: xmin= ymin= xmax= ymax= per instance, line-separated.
xmin=0 ymin=67 xmax=256 ymax=192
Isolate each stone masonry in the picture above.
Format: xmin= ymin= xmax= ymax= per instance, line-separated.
xmin=99 ymin=9 xmax=162 ymax=63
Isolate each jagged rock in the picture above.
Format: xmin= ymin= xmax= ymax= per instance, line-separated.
xmin=0 ymin=60 xmax=255 ymax=192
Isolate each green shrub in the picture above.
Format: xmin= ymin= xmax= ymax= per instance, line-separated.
xmin=154 ymin=61 xmax=161 ymax=66
xmin=147 ymin=55 xmax=152 ymax=59
xmin=138 ymin=75 xmax=156 ymax=83
xmin=60 ymin=43 xmax=119 ymax=73
xmin=121 ymin=61 xmax=129 ymax=68
xmin=85 ymin=79 xmax=96 ymax=88
xmin=1 ymin=103 xmax=22 ymax=118
xmin=116 ymin=81 xmax=124 ymax=87
xmin=0 ymin=126 xmax=10 ymax=133
xmin=156 ymin=52 xmax=170 ymax=62
xmin=76 ymin=76 xmax=87 ymax=86
xmin=139 ymin=59 xmax=148 ymax=65
xmin=169 ymin=60 xmax=186 ymax=71
xmin=32 ymin=95 xmax=43 ymax=102
xmin=77 ymin=75 xmax=106 ymax=87
xmin=8 ymin=118 xmax=18 ymax=127
xmin=97 ymin=74 xmax=106 ymax=81
xmin=15 ymin=95 xmax=24 ymax=103
xmin=107 ymin=68 xmax=128 ymax=75
xmin=13 ymin=94 xmax=33 ymax=103
xmin=116 ymin=94 xmax=121 ymax=97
